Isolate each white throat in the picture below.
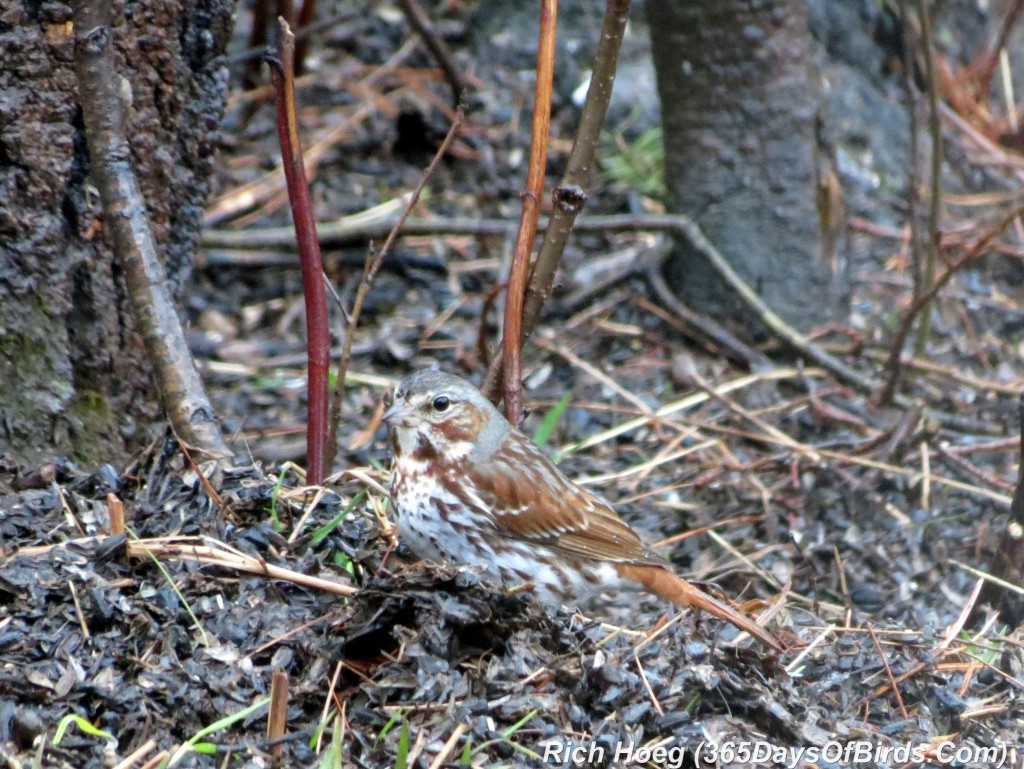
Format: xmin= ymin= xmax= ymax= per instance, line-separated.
xmin=392 ymin=424 xmax=423 ymax=459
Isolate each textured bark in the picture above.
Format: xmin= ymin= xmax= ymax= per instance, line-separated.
xmin=0 ymin=0 xmax=233 ymax=464
xmin=647 ymin=0 xmax=843 ymax=331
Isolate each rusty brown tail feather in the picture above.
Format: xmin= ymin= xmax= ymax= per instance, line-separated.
xmin=616 ymin=564 xmax=783 ymax=652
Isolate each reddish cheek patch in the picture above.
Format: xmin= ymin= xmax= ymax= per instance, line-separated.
xmin=436 ymin=410 xmax=482 ymax=443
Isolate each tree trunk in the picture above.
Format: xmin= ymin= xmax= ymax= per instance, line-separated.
xmin=647 ymin=0 xmax=844 ymax=331
xmin=0 ymin=0 xmax=233 ymax=464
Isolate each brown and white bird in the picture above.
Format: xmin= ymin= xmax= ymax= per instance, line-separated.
xmin=382 ymin=369 xmax=781 ymax=651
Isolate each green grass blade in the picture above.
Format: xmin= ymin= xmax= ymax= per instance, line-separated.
xmin=531 ymin=393 xmax=572 ymax=449
xmin=501 ymin=708 xmax=538 ymax=739
xmin=126 ymin=525 xmax=209 ymax=648
xmin=311 ymin=490 xmax=367 ymax=546
xmin=394 ymin=720 xmax=410 ymax=769
xmin=318 ymin=713 xmax=344 ymax=769
xmin=377 ymin=710 xmax=401 ymax=741
xmin=53 ymin=714 xmax=114 ymax=745
xmin=187 ymin=697 xmax=271 ymax=745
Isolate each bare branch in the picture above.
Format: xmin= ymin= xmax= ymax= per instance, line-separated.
xmin=71 ymin=0 xmax=229 ymax=461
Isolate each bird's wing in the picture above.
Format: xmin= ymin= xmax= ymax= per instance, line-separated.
xmin=464 ymin=431 xmax=663 ymax=566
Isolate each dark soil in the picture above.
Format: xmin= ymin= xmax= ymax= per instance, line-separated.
xmin=4 ymin=1 xmax=1024 ymax=767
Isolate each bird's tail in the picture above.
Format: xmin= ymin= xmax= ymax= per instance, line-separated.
xmin=616 ymin=563 xmax=783 ymax=652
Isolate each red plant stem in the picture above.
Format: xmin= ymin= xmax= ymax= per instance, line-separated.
xmin=269 ymin=18 xmax=330 ymax=484
xmin=501 ymin=0 xmax=557 ymax=423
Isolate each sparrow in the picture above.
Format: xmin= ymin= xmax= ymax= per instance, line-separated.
xmin=382 ymin=368 xmax=781 ymax=651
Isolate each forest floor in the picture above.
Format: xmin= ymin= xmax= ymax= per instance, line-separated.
xmin=4 ymin=2 xmax=1024 ymax=768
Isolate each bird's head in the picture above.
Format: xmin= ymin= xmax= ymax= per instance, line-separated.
xmin=383 ymin=369 xmax=508 ymax=463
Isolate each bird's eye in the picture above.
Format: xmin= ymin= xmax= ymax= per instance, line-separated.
xmin=432 ymin=395 xmax=450 ymax=412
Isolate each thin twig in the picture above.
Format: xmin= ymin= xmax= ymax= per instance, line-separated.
xmin=878 ymin=205 xmax=1024 ymax=403
xmin=934 ymin=441 xmax=1015 ymax=492
xmin=833 ymin=546 xmax=853 ymax=627
xmin=111 ymin=740 xmax=157 ymax=769
xmin=499 ymin=0 xmax=557 ymax=422
xmin=954 ymin=560 xmax=1024 ymax=597
xmin=534 ymin=335 xmax=653 ymax=415
xmin=561 ymin=367 xmax=811 ymax=456
xmin=125 ymin=537 xmax=360 ymax=595
xmin=397 ymin=0 xmax=464 ymax=107
xmin=784 ymin=625 xmax=834 ymax=676
xmin=901 ymin=0 xmax=923 ymax=308
xmin=937 ymin=577 xmax=984 ymax=655
xmin=323 ymin=105 xmax=465 ymax=469
xmin=522 ymin=0 xmax=632 ymax=343
xmin=174 ymin=431 xmax=225 ymax=508
xmin=647 ymin=269 xmax=771 ymax=370
xmin=67 ymin=580 xmax=90 ymax=639
xmin=866 ymin=622 xmax=909 ymax=719
xmin=426 ymin=724 xmax=468 ymax=769
xmin=633 ymin=650 xmax=665 ymax=717
xmin=677 ymin=359 xmax=822 ymax=463
xmin=138 ymin=750 xmax=169 ymax=769
xmin=913 ymin=0 xmax=943 ymax=356
xmin=484 ymin=0 xmax=632 ymax=402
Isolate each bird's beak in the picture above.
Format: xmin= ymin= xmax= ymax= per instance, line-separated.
xmin=382 ymin=399 xmax=413 ymax=427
